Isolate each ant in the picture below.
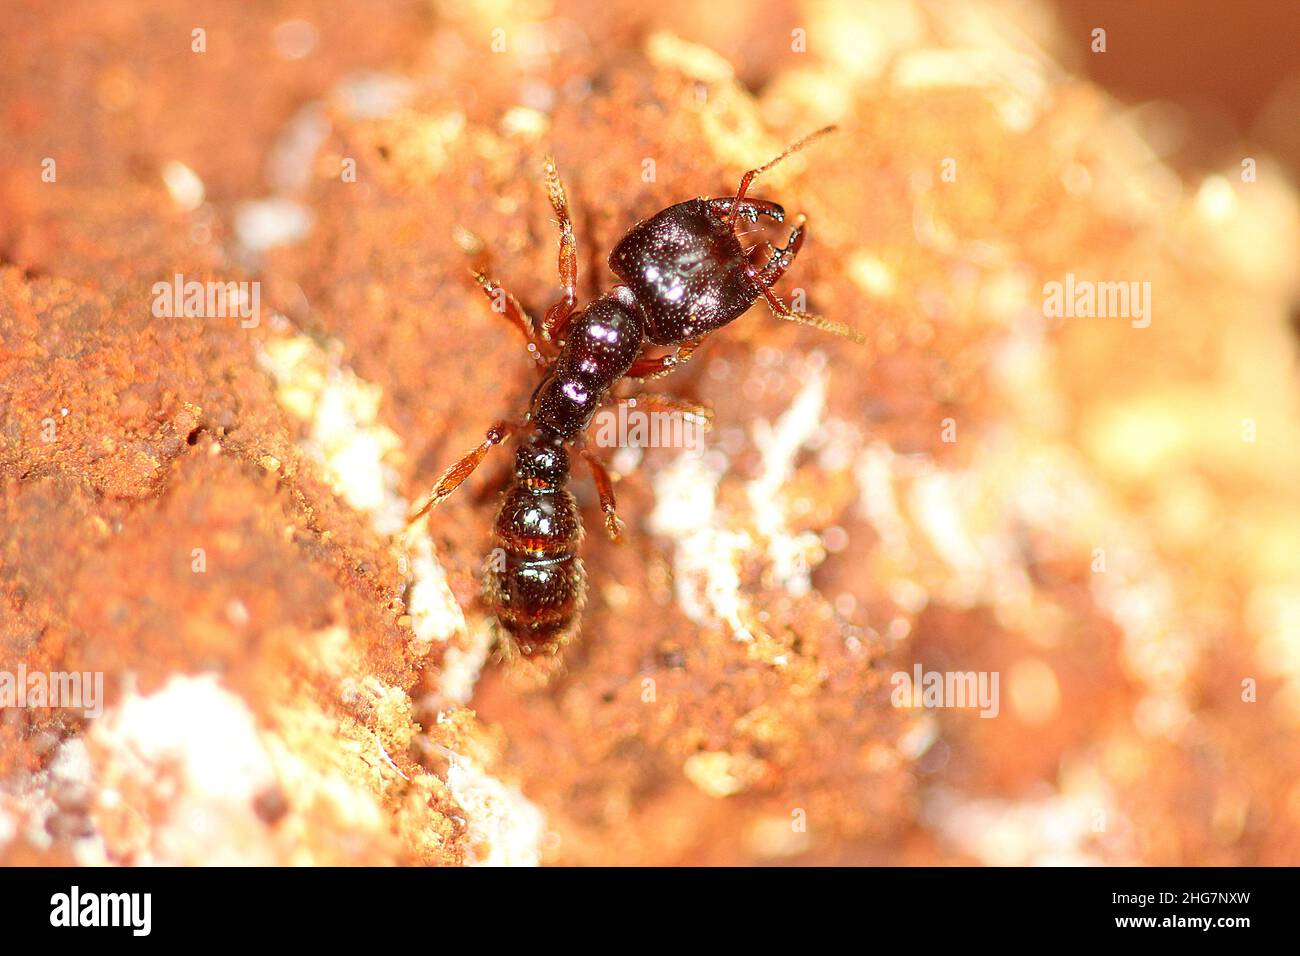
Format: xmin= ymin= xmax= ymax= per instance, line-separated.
xmin=409 ymin=126 xmax=860 ymax=659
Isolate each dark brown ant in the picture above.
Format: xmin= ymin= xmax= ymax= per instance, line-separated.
xmin=409 ymin=126 xmax=859 ymax=659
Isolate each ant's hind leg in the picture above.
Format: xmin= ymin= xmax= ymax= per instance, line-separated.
xmin=626 ymin=337 xmax=704 ymax=381
xmin=471 ymin=270 xmax=554 ymax=368
xmin=540 ymin=155 xmax=579 ymax=344
xmin=579 ymin=447 xmax=625 ymax=541
xmin=409 ymin=420 xmax=516 ymax=522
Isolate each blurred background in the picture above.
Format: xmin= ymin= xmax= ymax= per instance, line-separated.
xmin=1 ymin=0 xmax=1298 ymax=865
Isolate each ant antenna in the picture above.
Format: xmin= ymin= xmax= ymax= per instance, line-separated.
xmin=775 ymin=312 xmax=867 ymax=345
xmin=727 ymin=125 xmax=838 ymax=226
xmin=761 ymin=284 xmax=868 ymax=345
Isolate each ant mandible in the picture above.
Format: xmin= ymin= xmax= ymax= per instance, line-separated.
xmin=409 ymin=126 xmax=860 ymax=659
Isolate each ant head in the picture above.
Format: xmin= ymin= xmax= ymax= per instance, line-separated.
xmin=608 ymin=198 xmax=763 ymax=346
xmin=608 ymin=126 xmax=840 ymax=348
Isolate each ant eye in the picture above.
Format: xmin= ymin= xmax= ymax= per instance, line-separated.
xmin=676 ymin=256 xmax=704 ymax=274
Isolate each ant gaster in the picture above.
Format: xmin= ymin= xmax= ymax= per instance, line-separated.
xmin=410 ymin=127 xmax=859 ymax=658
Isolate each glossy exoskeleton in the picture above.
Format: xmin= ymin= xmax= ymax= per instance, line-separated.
xmin=410 ymin=127 xmax=857 ymax=658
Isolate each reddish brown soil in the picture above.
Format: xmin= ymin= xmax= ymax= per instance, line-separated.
xmin=2 ymin=1 xmax=1298 ymax=866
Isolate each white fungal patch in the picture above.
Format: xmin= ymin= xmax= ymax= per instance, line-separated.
xmin=1090 ymin=546 xmax=1195 ymax=737
xmin=268 ymin=101 xmax=331 ymax=195
xmin=99 ymin=675 xmax=276 ymax=800
xmin=260 ymin=328 xmax=504 ymax=705
xmin=258 ymin=332 xmax=491 ymax=694
xmin=908 ymin=468 xmax=1033 ymax=611
xmin=403 ymin=530 xmax=467 ymax=651
xmin=648 ymin=450 xmax=725 ymax=540
xmin=259 ymin=343 xmax=463 ymax=623
xmin=258 ymin=330 xmax=544 ymax=858
xmin=258 ymin=335 xmax=408 ymax=534
xmin=910 ymin=471 xmax=984 ymax=583
xmin=435 ymin=629 xmax=495 ymax=707
xmin=444 ymin=752 xmax=547 ymax=867
xmin=402 ymin=523 xmax=493 ymax=706
xmin=892 ymin=47 xmax=1051 ymax=132
xmin=333 ymin=70 xmax=416 ymax=121
xmin=86 ymin=674 xmax=280 ymax=865
xmin=1 ymin=734 xmax=105 ymax=861
xmin=922 ymin=778 xmax=1129 ymax=866
xmin=234 ymin=198 xmax=314 ymax=253
xmin=649 ymin=452 xmax=753 ymax=639
xmin=650 ymin=359 xmax=839 ymax=640
xmin=855 ymin=440 xmax=911 ymax=558
xmin=160 ymin=160 xmax=206 ymax=211
xmin=746 ymin=361 xmax=829 ymax=596
xmin=686 ymin=529 xmax=755 ymax=640
xmin=854 ymin=428 xmax=1203 ymax=736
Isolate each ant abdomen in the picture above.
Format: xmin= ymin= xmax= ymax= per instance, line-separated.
xmin=485 ymin=290 xmax=644 ymax=654
xmin=484 ymin=432 xmax=586 ymax=654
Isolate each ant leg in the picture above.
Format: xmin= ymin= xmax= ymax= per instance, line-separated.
xmin=579 ymin=447 xmax=624 ymax=540
xmin=409 ymin=420 xmax=516 ymax=522
xmin=471 ymin=270 xmax=554 ymax=367
xmin=621 ymin=393 xmax=714 ymax=432
xmin=540 ymin=155 xmax=579 ymax=344
xmin=626 ymin=337 xmax=704 ymax=381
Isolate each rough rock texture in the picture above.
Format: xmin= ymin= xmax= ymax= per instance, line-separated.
xmin=2 ymin=1 xmax=1298 ymax=865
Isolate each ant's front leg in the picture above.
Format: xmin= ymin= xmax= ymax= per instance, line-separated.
xmin=540 ymin=155 xmax=579 ymax=345
xmin=409 ymin=420 xmax=517 ymax=522
xmin=626 ymin=337 xmax=704 ymax=381
xmin=579 ymin=446 xmax=624 ymax=541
